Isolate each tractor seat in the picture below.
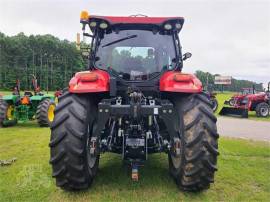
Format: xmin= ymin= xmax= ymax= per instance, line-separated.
xmin=24 ymin=91 xmax=33 ymax=97
xmin=21 ymin=96 xmax=30 ymax=105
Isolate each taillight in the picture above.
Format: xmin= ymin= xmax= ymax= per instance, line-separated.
xmin=78 ymin=72 xmax=98 ymax=82
xmin=173 ymin=73 xmax=192 ymax=82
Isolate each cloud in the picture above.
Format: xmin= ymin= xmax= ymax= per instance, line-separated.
xmin=0 ymin=0 xmax=269 ymax=86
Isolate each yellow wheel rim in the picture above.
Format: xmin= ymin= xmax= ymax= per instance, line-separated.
xmin=6 ymin=105 xmax=14 ymax=120
xmin=48 ymin=104 xmax=55 ymax=122
xmin=54 ymin=97 xmax=59 ymax=105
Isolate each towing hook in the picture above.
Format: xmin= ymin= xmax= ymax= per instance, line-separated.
xmin=131 ymin=163 xmax=139 ymax=181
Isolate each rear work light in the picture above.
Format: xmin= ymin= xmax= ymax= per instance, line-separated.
xmin=175 ymin=23 xmax=182 ymax=29
xmin=99 ymin=22 xmax=108 ymax=29
xmin=90 ymin=21 xmax=97 ymax=27
xmin=164 ymin=23 xmax=172 ymax=30
xmin=79 ymin=72 xmax=98 ymax=82
xmin=173 ymin=73 xmax=193 ymax=82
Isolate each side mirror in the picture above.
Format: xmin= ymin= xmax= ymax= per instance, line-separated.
xmin=182 ymin=52 xmax=192 ymax=61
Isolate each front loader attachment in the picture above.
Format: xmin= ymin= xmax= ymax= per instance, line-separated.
xmin=219 ymin=107 xmax=248 ymax=118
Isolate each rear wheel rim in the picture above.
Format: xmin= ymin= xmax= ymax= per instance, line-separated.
xmin=171 ymin=153 xmax=181 ymax=168
xmin=6 ymin=105 xmax=15 ymax=120
xmin=87 ymin=123 xmax=98 ymax=169
xmin=54 ymin=97 xmax=59 ymax=104
xmin=170 ymin=139 xmax=182 ymax=168
xmin=47 ymin=104 xmax=55 ymax=122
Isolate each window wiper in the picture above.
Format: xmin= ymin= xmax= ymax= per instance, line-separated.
xmin=102 ymin=35 xmax=137 ymax=48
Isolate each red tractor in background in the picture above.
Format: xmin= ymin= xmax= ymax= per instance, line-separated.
xmin=50 ymin=12 xmax=218 ymax=192
xmin=220 ymin=84 xmax=270 ymax=118
xmin=225 ymin=87 xmax=255 ymax=106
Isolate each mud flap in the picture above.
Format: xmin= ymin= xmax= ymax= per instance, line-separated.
xmin=219 ymin=107 xmax=248 ymax=118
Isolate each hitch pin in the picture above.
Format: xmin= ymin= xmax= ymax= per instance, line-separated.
xmin=131 ymin=164 xmax=139 ymax=181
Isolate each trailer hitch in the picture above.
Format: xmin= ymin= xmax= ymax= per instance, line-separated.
xmin=131 ymin=163 xmax=139 ymax=181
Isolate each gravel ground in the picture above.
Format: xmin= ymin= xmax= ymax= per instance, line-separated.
xmin=217 ymin=117 xmax=270 ymax=141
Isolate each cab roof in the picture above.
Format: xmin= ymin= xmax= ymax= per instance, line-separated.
xmin=90 ymin=15 xmax=184 ymax=25
xmin=83 ymin=15 xmax=185 ymax=33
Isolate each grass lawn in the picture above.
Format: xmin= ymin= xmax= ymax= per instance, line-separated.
xmin=0 ymin=122 xmax=270 ymax=202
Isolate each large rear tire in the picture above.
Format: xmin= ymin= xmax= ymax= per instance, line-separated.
xmin=49 ymin=91 xmax=99 ymax=191
xmin=0 ymin=101 xmax=7 ymax=127
xmin=0 ymin=101 xmax=17 ymax=127
xmin=168 ymin=93 xmax=219 ymax=191
xmin=36 ymin=99 xmax=56 ymax=127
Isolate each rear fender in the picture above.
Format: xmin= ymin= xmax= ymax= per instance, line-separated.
xmin=159 ymin=71 xmax=202 ymax=93
xmin=69 ymin=69 xmax=110 ymax=93
xmin=30 ymin=94 xmax=55 ymax=102
xmin=3 ymin=95 xmax=18 ymax=104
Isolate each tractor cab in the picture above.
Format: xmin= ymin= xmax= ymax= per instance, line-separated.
xmin=88 ymin=16 xmax=184 ymax=80
xmin=71 ymin=13 xmax=198 ymax=97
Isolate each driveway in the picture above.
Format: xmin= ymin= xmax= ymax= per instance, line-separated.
xmin=217 ymin=117 xmax=270 ymax=141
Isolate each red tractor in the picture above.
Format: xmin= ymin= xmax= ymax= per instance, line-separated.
xmin=50 ymin=12 xmax=219 ymax=192
xmin=220 ymin=85 xmax=270 ymax=118
xmin=225 ymin=87 xmax=255 ymax=106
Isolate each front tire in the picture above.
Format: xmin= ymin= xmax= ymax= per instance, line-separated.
xmin=210 ymin=98 xmax=218 ymax=112
xmin=256 ymin=102 xmax=269 ymax=117
xmin=229 ymin=98 xmax=235 ymax=106
xmin=49 ymin=91 xmax=99 ymax=191
xmin=169 ymin=94 xmax=219 ymax=191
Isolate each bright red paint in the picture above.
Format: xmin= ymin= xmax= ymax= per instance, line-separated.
xmin=90 ymin=15 xmax=184 ymax=25
xmin=159 ymin=71 xmax=203 ymax=93
xmin=233 ymin=93 xmax=268 ymax=110
xmin=69 ymin=69 xmax=110 ymax=93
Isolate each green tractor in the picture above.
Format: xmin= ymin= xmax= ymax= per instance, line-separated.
xmin=0 ymin=76 xmax=56 ymax=127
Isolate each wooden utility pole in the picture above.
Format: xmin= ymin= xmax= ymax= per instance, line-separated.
xmin=50 ymin=56 xmax=53 ymax=90
xmin=40 ymin=54 xmax=43 ymax=89
xmin=64 ymin=57 xmax=67 ymax=87
xmin=0 ymin=44 xmax=2 ymax=89
xmin=46 ymin=58 xmax=49 ymax=93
